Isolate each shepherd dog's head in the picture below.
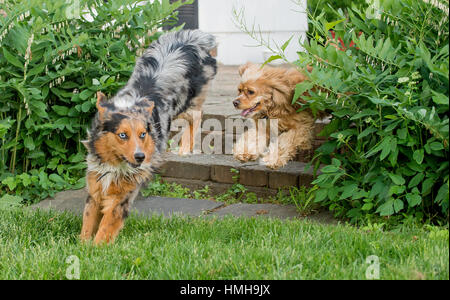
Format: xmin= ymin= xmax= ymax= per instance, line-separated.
xmin=85 ymin=92 xmax=156 ymax=168
xmin=233 ymin=63 xmax=311 ymax=118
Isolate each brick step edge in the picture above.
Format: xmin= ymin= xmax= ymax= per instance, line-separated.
xmin=157 ymin=153 xmax=316 ymax=191
xmin=161 ymin=177 xmax=281 ymax=198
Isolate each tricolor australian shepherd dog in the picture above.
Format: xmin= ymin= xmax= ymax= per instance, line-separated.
xmin=81 ymin=30 xmax=217 ymax=245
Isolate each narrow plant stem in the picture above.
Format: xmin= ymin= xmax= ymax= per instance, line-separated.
xmin=10 ymin=105 xmax=22 ymax=174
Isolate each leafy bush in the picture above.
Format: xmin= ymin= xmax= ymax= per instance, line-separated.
xmin=307 ymin=0 xmax=368 ymax=23
xmin=0 ymin=0 xmax=189 ymax=204
xmin=236 ymin=0 xmax=449 ymax=223
xmin=297 ymin=0 xmax=449 ymax=223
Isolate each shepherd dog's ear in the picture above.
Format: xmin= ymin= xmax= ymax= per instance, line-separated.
xmin=139 ymin=98 xmax=155 ymax=115
xmin=96 ymin=91 xmax=108 ymax=120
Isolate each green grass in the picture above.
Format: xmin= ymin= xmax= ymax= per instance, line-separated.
xmin=0 ymin=208 xmax=448 ymax=279
xmin=141 ymin=175 xmax=317 ymax=212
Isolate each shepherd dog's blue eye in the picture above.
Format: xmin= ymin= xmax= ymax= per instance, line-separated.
xmin=118 ymin=133 xmax=127 ymax=139
xmin=140 ymin=132 xmax=146 ymax=139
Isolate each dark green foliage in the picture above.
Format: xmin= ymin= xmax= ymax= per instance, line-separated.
xmin=296 ymin=0 xmax=449 ymax=223
xmin=307 ymin=0 xmax=368 ymax=22
xmin=0 ymin=0 xmax=190 ymax=204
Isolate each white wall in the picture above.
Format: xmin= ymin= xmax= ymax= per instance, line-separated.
xmin=198 ymin=0 xmax=308 ymax=65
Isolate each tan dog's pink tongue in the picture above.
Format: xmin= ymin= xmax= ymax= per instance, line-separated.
xmin=241 ymin=109 xmax=252 ymax=117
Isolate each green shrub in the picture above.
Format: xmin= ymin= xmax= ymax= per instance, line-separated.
xmin=307 ymin=0 xmax=368 ymax=23
xmin=299 ymin=0 xmax=449 ymax=223
xmin=236 ymin=0 xmax=449 ymax=223
xmin=0 ymin=0 xmax=190 ymax=204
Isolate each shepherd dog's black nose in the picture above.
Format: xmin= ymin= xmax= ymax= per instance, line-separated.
xmin=134 ymin=152 xmax=145 ymax=163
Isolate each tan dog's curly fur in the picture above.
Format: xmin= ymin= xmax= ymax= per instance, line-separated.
xmin=233 ymin=62 xmax=323 ymax=169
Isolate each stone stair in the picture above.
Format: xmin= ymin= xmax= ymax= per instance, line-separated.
xmin=158 ymin=65 xmax=328 ymax=197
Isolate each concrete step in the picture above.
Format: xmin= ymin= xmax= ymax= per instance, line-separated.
xmin=30 ymin=188 xmax=337 ymax=223
xmin=157 ymin=153 xmax=316 ymax=197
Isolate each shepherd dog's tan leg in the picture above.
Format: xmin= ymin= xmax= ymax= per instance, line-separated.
xmin=178 ymin=86 xmax=208 ymax=155
xmin=80 ymin=196 xmax=103 ymax=242
xmin=92 ymin=183 xmax=137 ymax=245
xmin=93 ymin=204 xmax=127 ymax=245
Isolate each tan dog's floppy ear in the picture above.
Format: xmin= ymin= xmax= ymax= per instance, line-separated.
xmin=96 ymin=91 xmax=107 ymax=119
xmin=268 ymin=76 xmax=297 ymax=114
xmin=238 ymin=62 xmax=253 ymax=76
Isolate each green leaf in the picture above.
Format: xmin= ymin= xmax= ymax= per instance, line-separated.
xmin=314 ymin=189 xmax=328 ymax=203
xmin=292 ymin=81 xmax=314 ymax=104
xmin=321 ymin=165 xmax=340 ymax=173
xmin=435 ymin=182 xmax=449 ymax=204
xmin=370 ymin=180 xmax=385 ymax=198
xmin=422 ymin=178 xmax=434 ymax=195
xmin=49 ymin=173 xmax=66 ymax=186
xmin=397 ymin=128 xmax=408 ymax=140
xmin=366 ymin=136 xmax=392 ymax=158
xmin=358 ymin=127 xmax=377 ymax=139
xmin=405 ymin=193 xmax=422 ymax=207
xmin=331 ymin=158 xmax=341 ymax=167
xmin=69 ymin=153 xmax=85 ymax=163
xmin=431 ymin=91 xmax=449 ymax=105
xmin=281 ymin=35 xmax=294 ymax=51
xmin=429 ymin=142 xmax=444 ymax=151
xmin=325 ymin=18 xmax=346 ymax=31
xmin=52 ymin=105 xmax=69 ymax=116
xmin=408 ymin=172 xmax=425 ymax=188
xmin=393 ymin=199 xmax=404 ymax=213
xmin=340 ymin=183 xmax=358 ymax=200
xmin=350 ymin=109 xmax=377 ymax=120
xmin=24 ymin=136 xmax=35 ymax=151
xmin=380 ymin=143 xmax=391 ymax=161
xmin=327 ymin=187 xmax=339 ymax=200
xmin=389 ymin=185 xmax=405 ymax=195
xmin=388 ymin=173 xmax=405 ymax=185
xmin=0 ymin=194 xmax=23 ymax=210
xmin=18 ymin=173 xmax=32 ymax=187
xmin=81 ymin=101 xmax=92 ymax=113
xmin=376 ymin=200 xmax=394 ymax=216
xmin=2 ymin=177 xmax=17 ymax=190
xmin=362 ymin=203 xmax=373 ymax=211
xmin=79 ymin=90 xmax=93 ymax=101
xmin=413 ymin=149 xmax=424 ymax=164
xmin=3 ymin=48 xmax=24 ymax=69
xmin=262 ymin=55 xmax=282 ymax=67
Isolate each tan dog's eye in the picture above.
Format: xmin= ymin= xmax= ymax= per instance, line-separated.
xmin=248 ymin=90 xmax=255 ymax=95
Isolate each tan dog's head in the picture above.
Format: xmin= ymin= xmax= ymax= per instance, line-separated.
xmin=233 ymin=63 xmax=310 ymax=118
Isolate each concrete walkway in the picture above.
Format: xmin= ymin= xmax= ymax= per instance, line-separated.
xmin=31 ymin=188 xmax=337 ymax=224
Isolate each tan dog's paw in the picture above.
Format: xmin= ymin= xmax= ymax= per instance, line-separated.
xmin=178 ymin=147 xmax=191 ymax=156
xmin=234 ymin=152 xmax=258 ymax=162
xmin=260 ymin=154 xmax=288 ymax=170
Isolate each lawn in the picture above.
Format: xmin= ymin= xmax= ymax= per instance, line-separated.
xmin=0 ymin=208 xmax=448 ymax=280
